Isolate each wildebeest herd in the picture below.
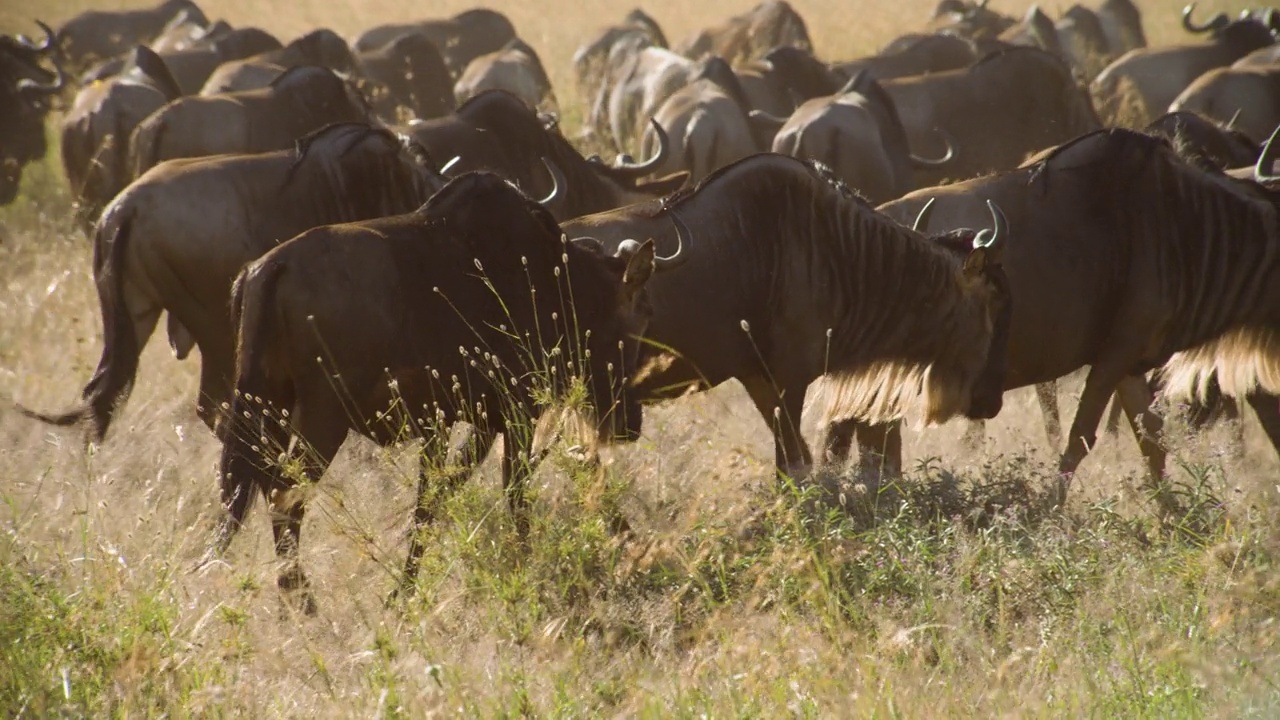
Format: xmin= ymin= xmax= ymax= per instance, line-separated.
xmin=4 ymin=0 xmax=1280 ymax=613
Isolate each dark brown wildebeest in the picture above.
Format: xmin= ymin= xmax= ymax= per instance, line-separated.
xmin=129 ymin=65 xmax=371 ymax=178
xmin=61 ymin=46 xmax=183 ymax=230
xmin=79 ymin=26 xmax=280 ymax=93
xmin=574 ymin=9 xmax=669 ymax=94
xmin=355 ymin=32 xmax=454 ymax=121
xmin=927 ymin=0 xmax=1015 ymax=39
xmin=19 ymin=124 xmax=452 ymax=441
xmin=209 ymin=171 xmax=675 ymax=610
xmin=1170 ymin=65 xmax=1280 ymax=145
xmin=1097 ymin=0 xmax=1147 ymax=54
xmin=640 ymin=57 xmax=761 ymax=182
xmin=998 ymin=6 xmax=1063 ymax=55
xmin=677 ymin=1 xmax=811 ymax=65
xmin=562 ymin=153 xmax=1012 ymax=479
xmin=734 ymin=46 xmax=845 ymax=118
xmin=56 ymin=0 xmax=208 ymax=68
xmin=352 ymin=9 xmax=515 ymax=76
xmin=586 ymin=33 xmax=698 ymax=155
xmin=831 ymin=34 xmax=985 ymax=82
xmin=1146 ymin=111 xmax=1259 ymax=170
xmin=825 ymin=128 xmax=1280 ymax=508
xmin=402 ymin=90 xmax=688 ymax=221
xmin=883 ymin=47 xmax=1101 ymax=187
xmin=454 ymin=38 xmax=557 ymax=112
xmin=198 ymin=28 xmax=356 ymax=95
xmin=750 ymin=71 xmax=954 ymax=205
xmin=1 ymin=23 xmax=65 ymax=205
xmin=1092 ymin=5 xmax=1279 ymax=126
xmin=147 ymin=9 xmax=218 ymax=53
xmin=1055 ymin=4 xmax=1114 ymax=79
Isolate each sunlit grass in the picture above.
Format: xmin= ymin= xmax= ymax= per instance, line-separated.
xmin=1 ymin=0 xmax=1276 ymax=716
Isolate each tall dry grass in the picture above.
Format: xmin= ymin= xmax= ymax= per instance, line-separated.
xmin=2 ymin=0 xmax=1279 ymax=716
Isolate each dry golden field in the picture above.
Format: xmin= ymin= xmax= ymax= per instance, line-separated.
xmin=3 ymin=0 xmax=1280 ymax=716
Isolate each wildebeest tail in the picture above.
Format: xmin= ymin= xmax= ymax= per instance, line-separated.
xmin=216 ymin=261 xmax=291 ymax=539
xmin=16 ymin=209 xmax=140 ymax=441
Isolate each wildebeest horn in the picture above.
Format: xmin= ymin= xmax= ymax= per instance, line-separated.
xmin=837 ymin=69 xmax=869 ymax=96
xmin=912 ymin=198 xmax=936 ymax=233
xmin=1225 ymin=108 xmax=1242 ymax=130
xmin=16 ymin=21 xmax=56 ymax=52
xmin=1255 ymin=124 xmax=1280 ymax=184
xmin=973 ymin=200 xmax=1007 ymax=253
xmin=439 ymin=156 xmax=461 ymax=174
xmin=1181 ymin=4 xmax=1228 ymax=33
xmin=747 ymin=109 xmax=788 ymax=136
xmin=910 ymin=127 xmax=956 ymax=168
xmin=612 ymin=119 xmax=668 ymax=177
xmin=537 ymin=157 xmax=565 ymax=206
xmin=16 ymin=55 xmax=66 ymax=96
xmin=655 ymin=210 xmax=691 ymax=272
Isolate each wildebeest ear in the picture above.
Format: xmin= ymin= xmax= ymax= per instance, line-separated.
xmin=567 ymin=235 xmax=605 ymax=254
xmin=620 ymin=239 xmax=656 ymax=290
xmin=962 ymin=246 xmax=991 ymax=278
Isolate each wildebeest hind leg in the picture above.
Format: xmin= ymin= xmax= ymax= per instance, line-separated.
xmin=1035 ymin=382 xmax=1062 ymax=448
xmin=1056 ymin=363 xmax=1133 ymax=507
xmin=852 ymin=420 xmax=903 ymax=481
xmin=395 ymin=426 xmax=497 ymax=600
xmin=741 ymin=375 xmax=813 ymax=483
xmin=1246 ymin=391 xmax=1280 ymax=464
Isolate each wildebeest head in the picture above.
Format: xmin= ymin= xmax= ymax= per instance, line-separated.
xmin=1181 ymin=3 xmax=1280 ymax=47
xmin=1 ymin=22 xmax=66 ymax=204
xmin=912 ymin=198 xmax=1012 ymax=420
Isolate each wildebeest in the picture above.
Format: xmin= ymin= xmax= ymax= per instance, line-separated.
xmin=454 ymin=38 xmax=557 ymax=112
xmin=573 ymin=9 xmax=669 ymax=93
xmin=1145 ymin=111 xmax=1259 ymax=171
xmin=562 ymin=153 xmax=1012 ymax=479
xmin=927 ymin=0 xmax=1016 ymax=39
xmin=639 ymin=57 xmax=760 ymax=182
xmin=80 ymin=26 xmax=282 ymax=94
xmin=586 ymin=33 xmax=698 ymax=155
xmin=355 ymin=32 xmax=454 ymax=121
xmin=750 ymin=71 xmax=954 ymax=204
xmin=1092 ymin=5 xmax=1279 ymax=125
xmin=147 ymin=9 xmax=219 ymax=53
xmin=677 ymin=1 xmax=812 ymax=65
xmin=198 ymin=28 xmax=356 ymax=95
xmin=832 ymin=34 xmax=985 ymax=82
xmin=56 ymin=0 xmax=207 ymax=68
xmin=209 ymin=171 xmax=674 ymax=610
xmin=402 ymin=90 xmax=688 ymax=221
xmin=1 ymin=23 xmax=66 ymax=205
xmin=1170 ymin=64 xmax=1280 ymax=145
xmin=999 ymin=6 xmax=1063 ymax=55
xmin=19 ymin=124 xmax=451 ymax=441
xmin=826 ymin=128 xmax=1280 ymax=507
xmin=883 ymin=47 xmax=1101 ymax=187
xmin=1097 ymin=0 xmax=1147 ymax=54
xmin=1055 ymin=4 xmax=1114 ymax=78
xmin=735 ymin=46 xmax=844 ymax=118
xmin=130 ymin=65 xmax=371 ymax=178
xmin=61 ymin=46 xmax=183 ymax=230
xmin=352 ymin=9 xmax=516 ymax=76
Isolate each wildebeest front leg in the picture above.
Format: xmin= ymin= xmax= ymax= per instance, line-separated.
xmin=1057 ymin=363 xmax=1134 ymax=506
xmin=741 ymin=375 xmax=813 ymax=483
xmin=1113 ymin=374 xmax=1174 ymax=512
xmin=395 ymin=427 xmax=497 ymax=600
xmin=1035 ymin=382 xmax=1062 ymax=448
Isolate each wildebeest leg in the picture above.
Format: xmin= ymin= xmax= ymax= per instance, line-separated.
xmin=268 ymin=414 xmax=346 ymax=616
xmin=1104 ymin=393 xmax=1124 ymax=437
xmin=1056 ymin=363 xmax=1134 ymax=506
xmin=1113 ymin=375 xmax=1173 ymax=511
xmin=853 ymin=420 xmax=903 ymax=480
xmin=1035 ymin=382 xmax=1062 ymax=448
xmin=740 ymin=375 xmax=813 ymax=482
xmin=395 ymin=426 xmax=497 ymax=600
xmin=1246 ymin=391 xmax=1280 ymax=463
xmin=819 ymin=417 xmax=856 ymax=466
xmin=959 ymin=420 xmax=985 ymax=453
xmin=194 ymin=341 xmax=236 ymax=432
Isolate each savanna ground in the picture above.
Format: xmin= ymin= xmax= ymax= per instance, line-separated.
xmin=3 ymin=0 xmax=1280 ymax=716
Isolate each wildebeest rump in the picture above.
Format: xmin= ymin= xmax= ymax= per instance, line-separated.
xmin=210 ymin=171 xmax=669 ymax=610
xmin=677 ymin=1 xmax=812 ymax=65
xmin=353 ymin=8 xmax=516 ymax=76
xmin=19 ymin=124 xmax=450 ymax=441
xmin=562 ymin=153 xmax=1012 ymax=479
xmin=826 ymin=129 xmax=1280 ymax=507
xmin=355 ymin=32 xmax=455 ymax=121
